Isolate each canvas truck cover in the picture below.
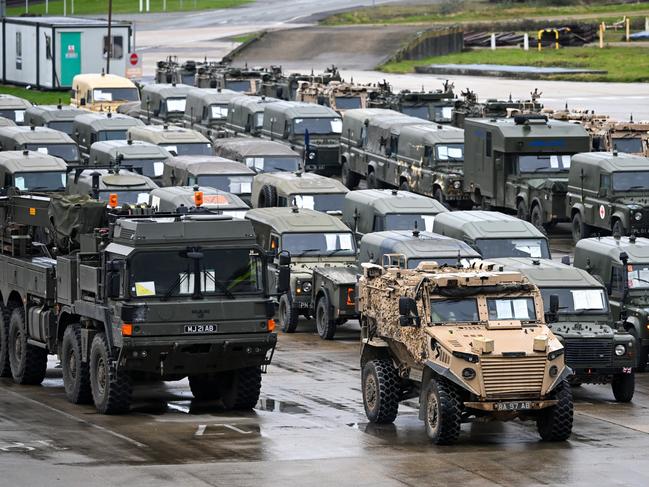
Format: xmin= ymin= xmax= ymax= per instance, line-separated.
xmin=48 ymin=194 xmax=107 ymax=251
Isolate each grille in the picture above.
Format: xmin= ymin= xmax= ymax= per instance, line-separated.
xmin=481 ymin=356 xmax=546 ymax=399
xmin=564 ymin=338 xmax=612 ymax=367
xmin=117 ymin=228 xmax=135 ymax=240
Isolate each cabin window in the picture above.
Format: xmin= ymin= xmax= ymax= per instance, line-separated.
xmin=610 ymin=265 xmax=625 ymax=295
xmin=372 ymin=215 xmax=384 ymax=232
xmin=103 ymin=35 xmax=124 ymax=59
xmin=360 ymin=126 xmax=367 ymax=148
xmin=485 ymin=131 xmax=492 ymax=157
xmin=16 ymin=32 xmax=22 ymax=70
xmin=389 ymin=135 xmax=399 ymax=158
xmin=45 ymin=35 xmax=52 ymax=60
xmin=423 ymin=146 xmax=433 ymax=166
xmin=600 ymin=173 xmax=611 ymax=190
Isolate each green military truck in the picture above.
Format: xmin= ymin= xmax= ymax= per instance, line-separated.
xmin=0 ymin=150 xmax=67 ymax=193
xmin=149 ymin=186 xmax=249 ymax=217
xmin=140 ymin=83 xmax=194 ymax=126
xmin=88 ymin=140 xmax=171 ymax=184
xmin=246 ymin=207 xmax=357 ymax=339
xmin=72 ymin=113 xmax=144 ymax=160
xmin=24 ymin=105 xmax=88 ymax=136
xmin=491 ymin=257 xmax=636 ymax=402
xmin=68 ymin=168 xmax=159 ymax=206
xmin=433 ymin=210 xmax=552 ymax=259
xmin=342 ymin=189 xmax=447 ymax=239
xmin=574 ymin=235 xmax=649 ymax=371
xmin=568 ymin=152 xmax=649 ymax=242
xmin=128 ymin=125 xmax=213 ymax=157
xmin=0 ymin=193 xmax=288 ymax=413
xmin=225 ymin=96 xmax=279 ymax=137
xmin=463 ymin=115 xmax=590 ymax=230
xmin=183 ymin=88 xmax=240 ymax=139
xmin=0 ymin=94 xmax=32 ymax=125
xmin=213 ymin=139 xmax=301 ymax=174
xmin=0 ymin=126 xmax=81 ymax=166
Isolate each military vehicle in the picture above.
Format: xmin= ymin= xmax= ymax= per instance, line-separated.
xmin=182 ymin=88 xmax=240 ymax=138
xmin=451 ymin=90 xmax=544 ymax=129
xmin=590 ymin=118 xmax=649 ymax=155
xmin=193 ymin=60 xmax=231 ymax=89
xmin=0 ymin=126 xmax=81 ymax=166
xmin=72 ymin=113 xmax=144 ymax=159
xmin=196 ymin=65 xmax=264 ymax=94
xmin=342 ymin=189 xmax=447 ymax=239
xmin=0 ymin=93 xmax=32 ymax=124
xmin=490 ymin=257 xmax=635 ymax=402
xmin=23 ymin=105 xmax=88 ymax=135
xmin=128 ymin=125 xmax=213 ymax=157
xmin=463 ymin=115 xmax=590 ymax=229
xmin=369 ymin=82 xmax=457 ymax=124
xmin=0 ymin=117 xmax=16 ymax=127
xmin=261 ymin=101 xmax=342 ymax=175
xmin=149 ymin=186 xmax=249 ymax=218
xmin=70 ymin=73 xmax=140 ymax=112
xmin=139 ymin=83 xmax=194 ymax=125
xmin=257 ymin=65 xmax=343 ymax=101
xmin=88 ymin=140 xmax=171 ymax=183
xmin=116 ymin=101 xmax=142 ymax=119
xmin=296 ymin=80 xmax=374 ymax=114
xmin=246 ymin=207 xmax=357 ymax=338
xmin=433 ymin=211 xmax=551 ymax=259
xmin=0 ymin=150 xmax=67 ymax=193
xmin=68 ymin=168 xmax=159 ymax=206
xmin=252 ymin=171 xmax=348 ymax=215
xmin=568 ymin=152 xmax=649 ymax=241
xmin=213 ymin=139 xmax=301 ymax=174
xmin=225 ymin=95 xmax=279 ymax=137
xmin=0 ymin=192 xmax=288 ymax=413
xmin=357 ymin=261 xmax=573 ymax=444
xmin=155 ymin=57 xmax=199 ymax=85
xmin=162 ymin=155 xmax=255 ymax=205
xmin=574 ymin=235 xmax=649 ymax=371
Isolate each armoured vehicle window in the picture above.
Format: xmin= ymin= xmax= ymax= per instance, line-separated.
xmin=165 ymin=98 xmax=186 ymax=113
xmin=612 ymin=138 xmax=643 ymax=154
xmin=627 ymin=264 xmax=649 ymax=288
xmin=0 ymin=109 xmax=25 ymax=122
xmin=281 ymin=232 xmax=355 ymax=256
xmin=430 ymin=298 xmax=479 ymax=324
xmin=129 ymin=248 xmax=263 ymax=298
xmin=432 ymin=105 xmax=453 ymax=123
xmin=254 ymin=113 xmax=264 ymax=129
xmin=124 ymin=159 xmax=165 ymax=178
xmin=612 ymin=171 xmax=649 ymax=192
xmin=161 ymin=143 xmax=212 ymax=156
xmin=407 ymin=257 xmax=462 ymax=269
xmin=518 ymin=154 xmax=571 ymax=173
xmin=335 ymin=97 xmax=362 ymax=110
xmin=435 ymin=144 xmax=464 ymax=162
xmin=475 ymin=238 xmax=550 ymax=259
xmin=539 ymin=288 xmax=607 ymax=314
xmin=93 ymin=88 xmax=139 ymax=102
xmin=383 ymin=214 xmax=436 ymax=232
xmin=245 ymin=156 xmax=300 ymax=173
xmin=47 ymin=121 xmax=74 ymax=134
xmin=97 ymin=130 xmax=128 ymax=142
xmin=291 ymin=193 xmax=345 ymax=212
xmin=210 ymin=105 xmax=229 ymax=119
xmin=97 ymin=190 xmax=149 ymax=205
xmin=487 ymin=297 xmax=535 ymax=321
xmin=23 ymin=143 xmax=80 ymax=161
xmin=226 ymin=80 xmax=252 ymax=92
xmin=189 ymin=175 xmax=252 ymax=194
xmin=14 ymin=171 xmax=66 ymax=191
xmin=402 ymin=106 xmax=428 ymax=120
xmin=293 ymin=118 xmax=342 ymax=135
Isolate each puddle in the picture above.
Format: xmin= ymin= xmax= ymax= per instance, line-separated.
xmin=257 ymin=399 xmax=308 ymax=414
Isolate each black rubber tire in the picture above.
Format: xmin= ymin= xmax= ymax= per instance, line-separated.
xmin=433 ymin=187 xmax=445 ymax=205
xmin=278 ymin=294 xmax=299 ymax=333
xmin=362 ymin=358 xmax=400 ymax=424
xmin=530 ymin=204 xmax=545 ymax=232
xmin=61 ymin=324 xmax=92 ymax=404
xmin=315 ymin=294 xmax=336 ymax=340
xmin=424 ymin=378 xmax=462 ymax=445
xmin=366 ymin=170 xmax=379 ymax=189
xmin=260 ymin=184 xmax=277 ymax=208
xmin=219 ymin=367 xmax=262 ymax=410
xmin=0 ymin=305 xmax=10 ymax=378
xmin=536 ymin=380 xmax=573 ymax=441
xmin=341 ymin=161 xmax=360 ymax=189
xmin=571 ymin=212 xmax=590 ymax=243
xmin=189 ymin=375 xmax=221 ymax=401
xmin=8 ymin=307 xmax=47 ymax=385
xmin=612 ymin=219 xmax=626 ymax=237
xmin=611 ymin=372 xmax=635 ymax=403
xmin=90 ymin=333 xmax=132 ymax=415
xmin=516 ymin=200 xmax=529 ymax=221
xmin=399 ymin=180 xmax=410 ymax=192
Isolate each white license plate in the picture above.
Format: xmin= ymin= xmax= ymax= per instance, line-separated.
xmin=494 ymin=401 xmax=532 ymax=411
xmin=184 ymin=324 xmax=217 ymax=334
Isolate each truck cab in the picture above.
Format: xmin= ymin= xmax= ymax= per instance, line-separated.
xmin=213 ymin=139 xmax=301 ymax=174
xmin=149 ymin=186 xmax=249 ymax=217
xmin=0 ymin=94 xmax=32 ymax=125
xmin=128 ymin=125 xmax=213 ymax=157
xmin=68 ymin=168 xmax=159 ymax=206
xmin=140 ymin=83 xmax=193 ymax=125
xmin=88 ymin=140 xmax=171 ymax=184
xmin=225 ymin=95 xmax=279 ymax=136
xmin=182 ymin=88 xmax=240 ymax=138
xmin=72 ymin=113 xmax=144 ymax=160
xmin=0 ymin=150 xmax=67 ymax=193
xmin=0 ymin=126 xmax=81 ymax=166
xmin=70 ymin=73 xmax=140 ymax=112
xmin=23 ymin=104 xmax=88 ymax=136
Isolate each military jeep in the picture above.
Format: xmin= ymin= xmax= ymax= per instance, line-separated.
xmin=0 ymin=126 xmax=81 ymax=166
xmin=0 ymin=150 xmax=67 ymax=193
xmin=70 ymin=73 xmax=140 ymax=112
xmin=23 ymin=105 xmax=88 ymax=135
xmin=182 ymin=88 xmax=240 ymax=138
xmin=88 ymin=140 xmax=171 ymax=183
xmin=149 ymin=186 xmax=249 ymax=217
xmin=358 ymin=262 xmax=573 ymax=444
xmin=139 ymin=83 xmax=193 ymax=125
xmin=225 ymin=95 xmax=279 ymax=137
xmin=0 ymin=93 xmax=32 ymax=125
xmin=128 ymin=125 xmax=213 ymax=157
xmin=68 ymin=168 xmax=159 ymax=206
xmin=213 ymin=139 xmax=301 ymax=174
xmin=569 ymin=152 xmax=649 ymax=242
xmin=72 ymin=112 xmax=144 ymax=160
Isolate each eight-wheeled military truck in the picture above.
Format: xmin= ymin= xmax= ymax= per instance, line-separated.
xmin=0 ymin=193 xmax=288 ymax=413
xmin=213 ymin=139 xmax=301 ymax=174
xmin=162 ymin=156 xmax=255 ymax=205
xmin=433 ymin=210 xmax=552 ymax=259
xmin=574 ymin=235 xmax=649 ymax=371
xmin=251 ymin=171 xmax=348 ymax=215
xmin=342 ymin=189 xmax=447 ymax=239
xmin=140 ymin=83 xmax=194 ymax=125
xmin=490 ymin=257 xmax=636 ymax=402
xmin=357 ymin=261 xmax=573 ymax=444
xmin=463 ymin=115 xmax=590 ymax=230
xmin=225 ymin=95 xmax=279 ymax=137
xmin=70 ymin=73 xmax=140 ymax=112
xmin=0 ymin=150 xmax=68 ymax=193
xmin=23 ymin=105 xmax=88 ymax=135
xmin=68 ymin=168 xmax=159 ymax=206
xmin=0 ymin=126 xmax=81 ymax=166
xmin=568 ymin=152 xmax=649 ymax=242
xmin=246 ymin=207 xmax=357 ymax=339
xmin=128 ymin=125 xmax=213 ymax=157
xmin=88 ymin=140 xmax=171 ymax=184
xmin=182 ymin=88 xmax=240 ymax=138
xmin=149 ymin=186 xmax=249 ymax=217
xmin=0 ymin=94 xmax=32 ymax=124
xmin=261 ymin=101 xmax=342 ymax=175
xmin=72 ymin=113 xmax=144 ymax=160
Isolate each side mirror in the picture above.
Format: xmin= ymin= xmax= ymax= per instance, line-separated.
xmin=278 ymin=252 xmax=291 ymax=266
xmin=545 ymin=293 xmax=559 ymax=323
xmin=561 ymin=256 xmax=571 ymax=266
xmin=106 ymin=259 xmax=123 ymax=299
xmin=79 ymin=98 xmax=86 ymax=106
xmin=399 ymin=296 xmax=420 ymax=327
xmin=277 ymin=251 xmax=291 ymax=294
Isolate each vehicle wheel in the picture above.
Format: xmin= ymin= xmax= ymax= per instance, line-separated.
xmin=366 ymin=170 xmax=379 ymax=189
xmin=424 ymin=378 xmax=462 ymax=445
xmin=362 ymin=358 xmax=400 ymax=424
xmin=530 ymin=205 xmax=545 ymax=232
xmin=189 ymin=375 xmax=220 ymax=401
xmin=90 ymin=332 xmax=132 ymax=414
xmin=218 ymin=367 xmax=262 ymax=410
xmin=341 ymin=161 xmax=360 ymax=189
xmin=399 ymin=180 xmax=410 ymax=192
xmin=278 ymin=294 xmax=299 ymax=333
xmin=536 ymin=379 xmax=573 ymax=441
xmin=260 ymin=184 xmax=277 ymax=208
xmin=516 ymin=200 xmax=529 ymax=221
xmin=0 ymin=306 xmax=10 ymax=378
xmin=571 ymin=212 xmax=590 ymax=243
xmin=612 ymin=219 xmax=626 ymax=237
xmin=61 ymin=324 xmax=92 ymax=404
xmin=611 ymin=372 xmax=635 ymax=403
xmin=8 ymin=307 xmax=47 ymax=385
xmin=315 ymin=294 xmax=336 ymax=340
xmin=433 ymin=187 xmax=445 ymax=205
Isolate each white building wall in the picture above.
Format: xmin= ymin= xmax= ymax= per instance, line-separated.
xmin=4 ymin=23 xmax=38 ymax=86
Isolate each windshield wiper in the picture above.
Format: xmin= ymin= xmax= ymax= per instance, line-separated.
xmin=204 ymin=270 xmax=236 ymax=300
xmin=327 ymin=248 xmax=352 ymax=256
xmin=626 ymin=185 xmax=647 ymax=190
xmin=296 ymin=248 xmax=322 ymax=256
xmin=161 ymin=272 xmax=189 ymax=301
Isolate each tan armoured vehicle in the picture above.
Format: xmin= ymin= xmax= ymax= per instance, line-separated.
xmin=357 ymin=261 xmax=573 ymax=444
xmin=296 ymin=80 xmax=372 ymax=114
xmin=590 ymin=118 xmax=649 ymax=155
xmin=70 ymin=73 xmax=140 ymax=112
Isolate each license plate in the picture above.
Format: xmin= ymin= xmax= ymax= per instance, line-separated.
xmin=184 ymin=324 xmax=217 ymax=334
xmin=494 ymin=401 xmax=532 ymax=411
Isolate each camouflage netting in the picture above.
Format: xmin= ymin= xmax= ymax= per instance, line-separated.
xmin=48 ymin=194 xmax=106 ymax=252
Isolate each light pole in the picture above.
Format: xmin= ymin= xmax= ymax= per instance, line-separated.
xmin=106 ymin=0 xmax=113 ymax=74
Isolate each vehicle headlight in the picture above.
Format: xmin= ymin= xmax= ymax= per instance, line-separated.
xmin=462 ymin=368 xmax=476 ymax=380
xmin=549 ymin=365 xmax=558 ymax=377
xmin=308 ymin=152 xmax=316 ymax=160
xmin=615 ymin=344 xmax=627 ymax=356
xmin=635 ymin=212 xmax=643 ymax=221
xmin=301 ymin=281 xmax=312 ymax=293
xmin=453 ymin=181 xmax=461 ymax=189
xmin=548 ymin=348 xmax=564 ymax=361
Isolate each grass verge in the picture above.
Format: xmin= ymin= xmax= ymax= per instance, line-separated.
xmin=0 ymin=85 xmax=67 ymax=105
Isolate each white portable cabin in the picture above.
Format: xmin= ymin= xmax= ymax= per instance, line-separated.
xmin=0 ymin=16 xmax=132 ymax=89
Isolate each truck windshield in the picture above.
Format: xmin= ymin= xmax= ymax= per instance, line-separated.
xmin=23 ymin=143 xmax=80 ymax=162
xmin=612 ymin=137 xmax=643 ymax=153
xmin=384 ymin=213 xmax=436 ymax=232
xmin=487 ymin=297 xmax=536 ymax=321
xmin=291 ymin=193 xmax=345 ymax=212
xmin=47 ymin=120 xmax=74 ymax=135
xmin=123 ymin=159 xmax=165 ymax=178
xmin=14 ymin=171 xmax=66 ymax=191
xmin=93 ymin=88 xmax=139 ymax=102
xmin=540 ymin=287 xmax=608 ymax=314
xmin=627 ymin=264 xmax=649 ymax=289
xmin=432 ymin=105 xmax=453 ymax=123
xmin=612 ymin=171 xmax=649 ymax=192
xmin=402 ymin=106 xmax=429 ymax=120
xmin=281 ymin=232 xmax=355 ymax=257
xmin=98 ymin=190 xmax=149 ymax=205
xmin=210 ymin=105 xmax=229 ymax=120
xmin=165 ymin=98 xmax=186 ymax=113
xmin=129 ymin=248 xmax=263 ymax=298
xmin=475 ymin=238 xmax=550 ymax=259
xmin=293 ymin=118 xmax=342 ymax=135
xmin=435 ymin=144 xmax=464 ymax=162
xmin=245 ymin=156 xmax=300 ymax=173
xmin=226 ymin=80 xmax=252 ymax=92
xmin=430 ymin=298 xmax=479 ymax=323
xmin=335 ymin=97 xmax=362 ymax=110
xmin=161 ymin=143 xmax=213 ymax=156
xmin=195 ymin=175 xmax=252 ymax=194
xmin=518 ymin=154 xmax=571 ymax=173
xmin=97 ymin=130 xmax=128 ymax=142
